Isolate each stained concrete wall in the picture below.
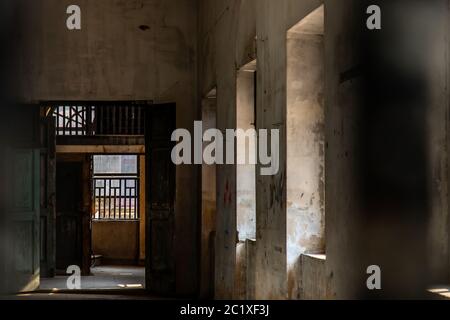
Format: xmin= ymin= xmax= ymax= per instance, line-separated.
xmin=19 ymin=0 xmax=199 ymax=295
xmin=286 ymin=14 xmax=325 ymax=298
xmin=237 ymin=70 xmax=256 ymax=241
xmin=92 ymin=221 xmax=139 ymax=264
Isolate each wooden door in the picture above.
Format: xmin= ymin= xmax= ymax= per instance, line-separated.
xmin=4 ymin=149 xmax=41 ymax=292
xmin=145 ymin=104 xmax=176 ymax=294
xmin=1 ymin=105 xmax=41 ymax=293
xmin=40 ymin=117 xmax=56 ymax=278
xmin=55 ymin=161 xmax=83 ymax=273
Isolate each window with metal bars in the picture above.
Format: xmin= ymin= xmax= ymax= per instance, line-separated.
xmin=92 ymin=155 xmax=140 ymax=220
xmin=54 ymin=105 xmax=95 ymax=136
xmin=51 ymin=101 xmax=150 ymax=136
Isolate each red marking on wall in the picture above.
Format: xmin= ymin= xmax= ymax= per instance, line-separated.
xmin=224 ymin=179 xmax=232 ymax=206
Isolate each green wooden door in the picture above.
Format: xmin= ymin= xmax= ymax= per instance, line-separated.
xmin=5 ymin=149 xmax=40 ymax=292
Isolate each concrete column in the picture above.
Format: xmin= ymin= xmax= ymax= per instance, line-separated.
xmin=214 ymin=0 xmax=239 ymax=299
xmin=255 ymin=0 xmax=324 ymax=300
xmin=255 ymin=0 xmax=288 ymax=300
xmin=200 ymin=95 xmax=217 ymax=298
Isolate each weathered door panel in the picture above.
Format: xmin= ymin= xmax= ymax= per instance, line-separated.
xmin=145 ymin=104 xmax=176 ymax=294
xmin=1 ymin=106 xmax=41 ymax=293
xmin=55 ymin=161 xmax=83 ymax=273
xmin=5 ymin=149 xmax=41 ymax=292
xmin=40 ymin=117 xmax=56 ymax=278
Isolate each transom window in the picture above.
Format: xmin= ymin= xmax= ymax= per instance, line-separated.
xmin=51 ymin=101 xmax=150 ymax=136
xmin=54 ymin=105 xmax=95 ymax=136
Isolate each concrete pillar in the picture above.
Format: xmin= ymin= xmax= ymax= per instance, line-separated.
xmin=255 ymin=0 xmax=288 ymax=300
xmin=255 ymin=0 xmax=324 ymax=300
xmin=214 ymin=1 xmax=238 ymax=298
xmin=200 ymin=94 xmax=217 ymax=298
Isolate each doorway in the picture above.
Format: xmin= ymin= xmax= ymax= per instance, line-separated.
xmin=55 ymin=160 xmax=84 ymax=273
xmin=36 ymin=102 xmax=176 ymax=294
xmin=90 ymin=154 xmax=144 ymax=288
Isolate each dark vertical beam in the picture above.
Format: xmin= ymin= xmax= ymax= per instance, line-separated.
xmin=112 ymin=104 xmax=117 ymax=135
xmin=81 ymin=155 xmax=92 ymax=276
xmin=119 ymin=105 xmax=123 ymax=135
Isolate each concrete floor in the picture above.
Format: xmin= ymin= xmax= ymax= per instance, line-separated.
xmin=40 ymin=265 xmax=145 ymax=290
xmin=5 ymin=265 xmax=153 ymax=300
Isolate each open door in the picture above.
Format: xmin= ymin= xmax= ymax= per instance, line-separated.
xmin=2 ymin=106 xmax=41 ymax=293
xmin=145 ymin=104 xmax=176 ymax=294
xmin=55 ymin=161 xmax=83 ymax=273
xmin=40 ymin=116 xmax=56 ymax=278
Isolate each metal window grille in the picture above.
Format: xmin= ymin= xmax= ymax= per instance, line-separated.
xmin=93 ymin=173 xmax=140 ymax=220
xmin=54 ymin=105 xmax=95 ymax=136
xmin=52 ymin=102 xmax=150 ymax=136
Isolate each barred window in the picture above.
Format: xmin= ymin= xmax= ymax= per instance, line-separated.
xmin=54 ymin=105 xmax=95 ymax=136
xmin=92 ymin=155 xmax=140 ymax=220
xmin=51 ymin=102 xmax=149 ymax=136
